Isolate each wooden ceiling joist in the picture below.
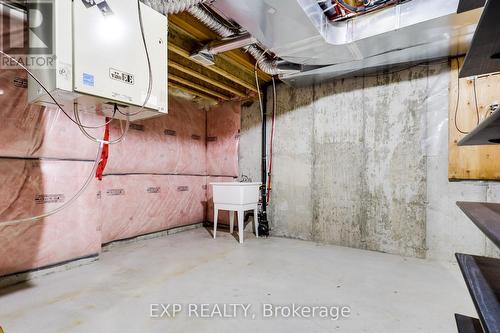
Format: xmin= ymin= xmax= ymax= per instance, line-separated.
xmin=169 ymin=73 xmax=230 ymax=100
xmin=168 ymin=59 xmax=248 ymax=98
xmin=168 ymin=81 xmax=218 ymax=103
xmin=168 ymin=41 xmax=258 ymax=93
xmin=168 ymin=15 xmax=271 ymax=82
xmin=167 ymin=9 xmax=273 ymax=101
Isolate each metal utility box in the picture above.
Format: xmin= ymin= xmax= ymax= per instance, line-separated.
xmin=28 ymin=0 xmax=167 ymax=121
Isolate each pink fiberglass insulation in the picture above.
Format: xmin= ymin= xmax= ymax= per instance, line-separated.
xmin=206 ymin=101 xmax=240 ymax=177
xmin=100 ymin=175 xmax=206 ymax=243
xmin=0 ymin=69 xmax=105 ymax=160
xmin=0 ymin=159 xmax=101 ymax=277
xmin=206 ymin=176 xmax=238 ymax=225
xmin=105 ymin=97 xmax=207 ymax=175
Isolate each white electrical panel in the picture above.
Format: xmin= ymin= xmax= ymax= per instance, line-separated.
xmin=28 ymin=0 xmax=168 ymax=121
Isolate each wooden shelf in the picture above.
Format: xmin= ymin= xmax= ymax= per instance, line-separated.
xmin=455 ymin=314 xmax=484 ymax=333
xmin=455 ymin=254 xmax=500 ymax=333
xmin=457 ymin=202 xmax=500 ymax=249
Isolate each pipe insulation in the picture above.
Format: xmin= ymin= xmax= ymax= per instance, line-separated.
xmin=245 ymin=45 xmax=281 ymax=75
xmin=187 ymin=5 xmax=234 ymax=37
xmin=187 ymin=5 xmax=283 ymax=75
xmin=143 ymin=0 xmax=207 ymax=15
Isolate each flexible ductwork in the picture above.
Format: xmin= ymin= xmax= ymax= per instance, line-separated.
xmin=187 ymin=5 xmax=235 ymax=37
xmin=245 ymin=45 xmax=282 ymax=75
xmin=187 ymin=5 xmax=284 ymax=75
xmin=143 ymin=0 xmax=206 ymax=15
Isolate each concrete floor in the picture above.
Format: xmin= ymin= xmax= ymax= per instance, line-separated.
xmin=0 ymin=228 xmax=476 ymax=333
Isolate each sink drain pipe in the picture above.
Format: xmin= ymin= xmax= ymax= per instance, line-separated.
xmin=258 ymin=81 xmax=274 ymax=237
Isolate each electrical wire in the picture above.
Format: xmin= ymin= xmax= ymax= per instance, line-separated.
xmin=453 ymin=58 xmax=480 ymax=134
xmin=73 ymin=0 xmax=154 ymax=143
xmin=266 ymin=76 xmax=277 ymax=205
xmin=0 ymin=0 xmax=155 ymax=226
xmin=330 ymin=0 xmax=401 ymax=20
xmin=472 ymin=77 xmax=480 ymax=123
xmin=254 ymin=49 xmax=270 ymax=120
xmin=74 ymin=102 xmax=130 ymax=145
xmin=0 ymin=142 xmax=104 ymax=228
xmin=0 ymin=50 xmax=112 ymax=130
xmin=117 ymin=0 xmax=153 ymax=117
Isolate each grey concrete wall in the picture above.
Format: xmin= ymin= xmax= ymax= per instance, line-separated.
xmin=240 ymin=60 xmax=500 ymax=261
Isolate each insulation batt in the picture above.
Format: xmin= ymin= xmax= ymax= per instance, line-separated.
xmin=207 ymin=101 xmax=241 ymax=177
xmin=206 ymin=176 xmax=238 ymax=224
xmin=105 ymin=97 xmax=207 ymax=175
xmin=0 ymin=159 xmax=101 ymax=277
xmin=0 ymin=69 xmax=105 ymax=160
xmin=100 ymin=175 xmax=207 ymax=243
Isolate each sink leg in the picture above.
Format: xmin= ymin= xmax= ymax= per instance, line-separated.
xmin=229 ymin=211 xmax=234 ymax=234
xmin=238 ymin=210 xmax=244 ymax=243
xmin=254 ymin=208 xmax=259 ymax=238
xmin=213 ymin=206 xmax=218 ymax=239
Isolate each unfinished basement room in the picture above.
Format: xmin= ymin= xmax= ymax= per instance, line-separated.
xmin=0 ymin=0 xmax=499 ymax=332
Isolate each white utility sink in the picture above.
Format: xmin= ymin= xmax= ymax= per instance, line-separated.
xmin=211 ymin=182 xmax=261 ymax=206
xmin=210 ymin=182 xmax=261 ymax=243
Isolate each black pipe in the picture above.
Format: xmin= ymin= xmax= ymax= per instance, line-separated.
xmin=258 ymin=81 xmax=273 ymax=237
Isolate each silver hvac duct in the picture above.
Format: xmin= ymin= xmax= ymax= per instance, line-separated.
xmin=212 ymin=0 xmax=484 ymax=85
xmin=205 ymin=33 xmax=258 ymax=55
xmin=191 ymin=33 xmax=258 ymax=66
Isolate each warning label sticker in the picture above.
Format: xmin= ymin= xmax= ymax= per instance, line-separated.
xmin=35 ymin=194 xmax=65 ymax=204
xmin=106 ymin=189 xmax=125 ymax=196
xmin=147 ymin=187 xmax=161 ymax=194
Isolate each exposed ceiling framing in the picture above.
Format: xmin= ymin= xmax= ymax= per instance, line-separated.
xmin=167 ymin=11 xmax=272 ymax=102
